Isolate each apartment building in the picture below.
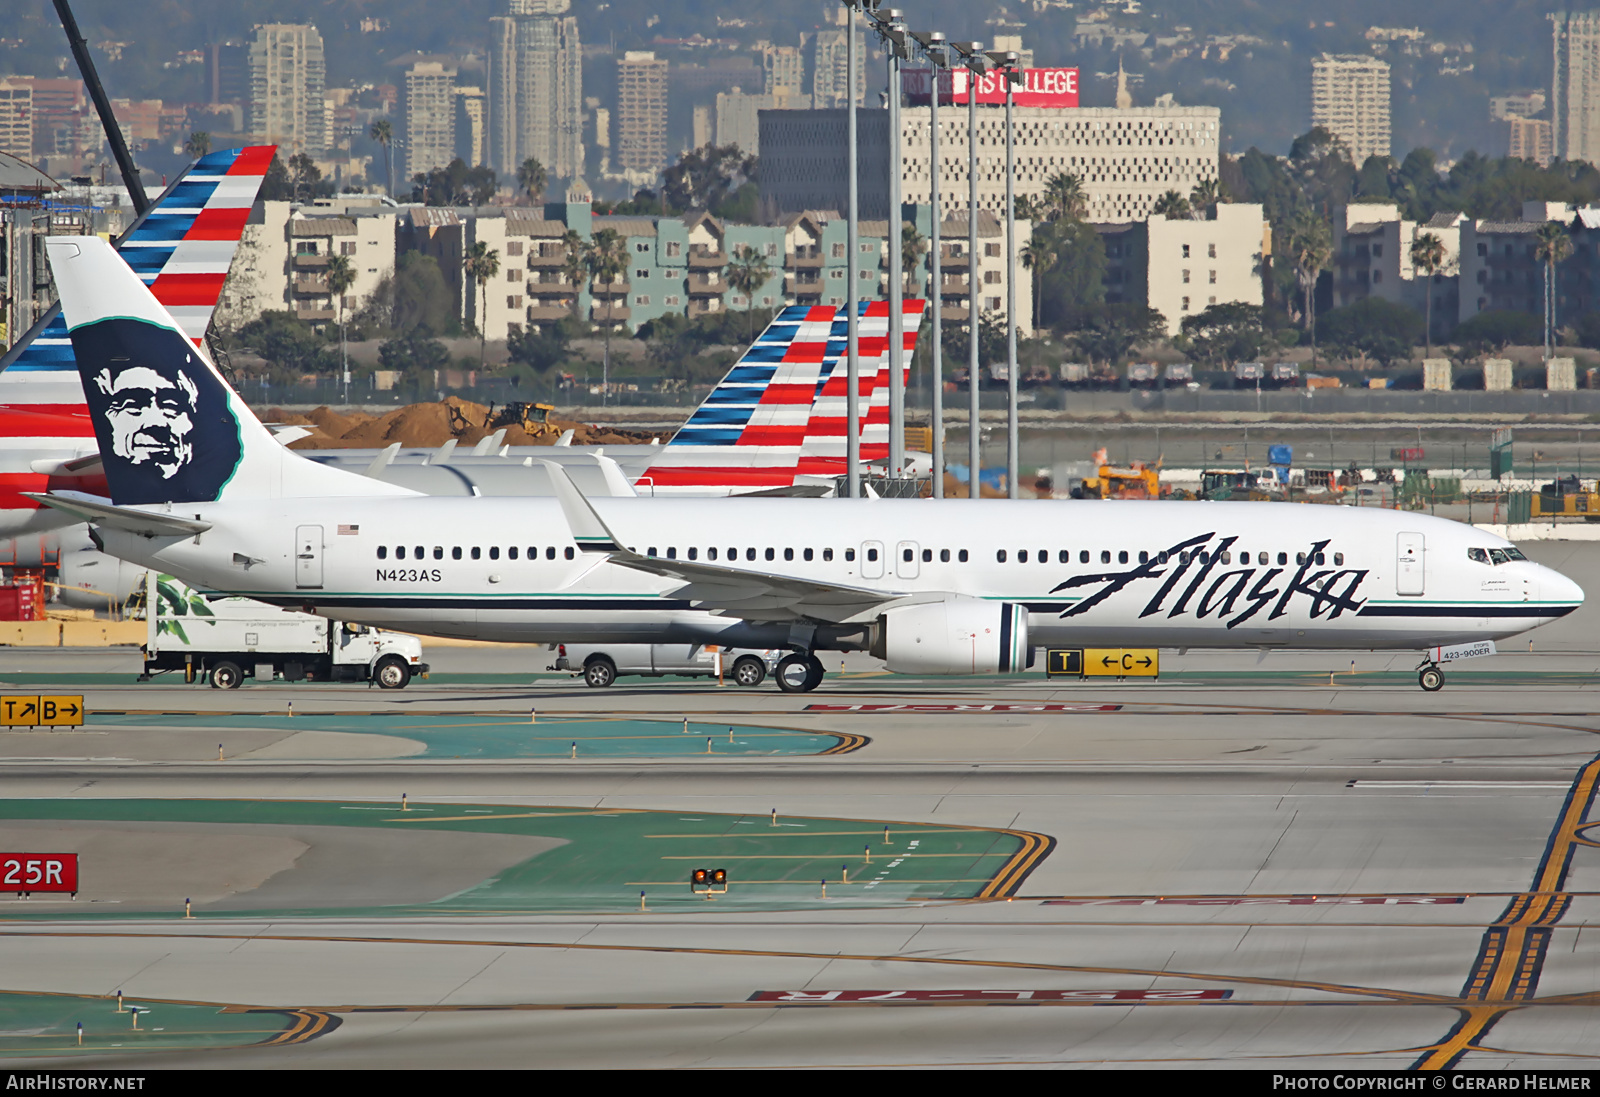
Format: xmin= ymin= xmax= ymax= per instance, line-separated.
xmin=217 ymin=199 xmax=397 ymax=330
xmin=404 ymin=63 xmax=458 ymax=179
xmin=1310 ymin=54 xmax=1390 ymax=164
xmin=763 ymin=105 xmax=1220 ymax=225
xmin=1332 ymin=202 xmax=1464 ymax=340
xmin=1552 ymin=10 xmax=1600 ymax=164
xmin=616 ymin=52 xmax=669 ymax=180
xmin=247 ymin=23 xmax=327 ymax=155
xmin=1099 ymin=203 xmax=1267 ymax=335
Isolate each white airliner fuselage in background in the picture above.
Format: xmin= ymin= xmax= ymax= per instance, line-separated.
xmin=33 ymin=234 xmax=1587 ymax=694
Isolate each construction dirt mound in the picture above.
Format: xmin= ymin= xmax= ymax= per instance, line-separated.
xmin=261 ymin=397 xmax=670 ymax=450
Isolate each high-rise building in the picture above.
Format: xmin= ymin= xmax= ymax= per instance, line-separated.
xmin=488 ymin=0 xmax=582 ymax=182
xmin=456 ymin=86 xmax=487 ymax=168
xmin=1509 ymin=116 xmax=1555 ymax=165
xmin=247 ymin=23 xmax=327 ymax=155
xmin=0 ymin=82 xmax=33 ymax=161
xmin=762 ymin=45 xmax=805 ymax=97
xmin=617 ymin=51 xmax=668 ymax=178
xmin=1552 ymin=11 xmax=1600 ymax=164
xmin=810 ymin=14 xmax=866 ymax=109
xmin=404 ymin=62 xmax=458 ymax=179
xmin=717 ymin=89 xmax=810 ymax=156
xmin=1310 ymin=53 xmax=1390 ymax=164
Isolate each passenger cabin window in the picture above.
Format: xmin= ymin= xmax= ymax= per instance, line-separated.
xmin=823 ymin=548 xmax=834 ymax=561
xmin=746 ymin=548 xmax=757 ymax=561
xmin=1018 ymin=550 xmax=1027 ymax=563
xmin=866 ymin=548 xmax=878 ymax=562
xmin=1139 ymin=551 xmax=1149 ymax=564
xmin=1334 ymin=553 xmax=1344 ymax=565
xmin=546 ymin=547 xmax=556 ymax=560
xmin=1080 ymin=550 xmax=1089 ymax=563
xmin=940 ymin=549 xmax=950 ymax=562
xmin=434 ymin=547 xmax=444 ymax=559
xmin=564 ymin=547 xmax=574 ymax=560
xmin=688 ymin=548 xmax=698 ymax=560
xmin=709 ymin=547 xmax=719 ymax=560
xmin=1118 ymin=551 xmax=1129 ymax=564
xmin=396 ymin=546 xmax=406 ymax=560
xmin=766 ymin=548 xmax=776 ymax=561
xmin=785 ymin=548 xmax=794 ymax=561
xmin=1258 ymin=552 xmax=1268 ymax=565
xmin=453 ymin=547 xmax=463 ymax=560
xmin=804 ymin=548 xmax=814 ymax=561
xmin=958 ymin=550 xmax=969 ymax=562
xmin=844 ymin=549 xmax=855 ymax=562
xmin=922 ymin=549 xmax=932 ymax=562
xmin=997 ymin=549 xmax=1008 ymax=563
xmin=1276 ymin=552 xmax=1287 ymax=565
xmin=414 ymin=546 xmax=423 ymax=560
xmin=1100 ymin=550 xmax=1110 ymax=564
xmin=472 ymin=547 xmax=482 ymax=560
xmin=904 ymin=548 xmax=914 ymax=562
xmin=489 ymin=547 xmax=500 ymax=560
xmin=377 ymin=546 xmax=387 ymax=559
xmin=667 ymin=548 xmax=677 ymax=560
xmin=509 ymin=547 xmax=518 ymax=559
xmin=1059 ymin=550 xmax=1069 ymax=563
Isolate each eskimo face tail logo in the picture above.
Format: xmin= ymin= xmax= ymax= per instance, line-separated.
xmin=71 ymin=318 xmax=243 ymax=505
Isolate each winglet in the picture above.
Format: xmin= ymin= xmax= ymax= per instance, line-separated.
xmin=537 ymin=460 xmax=624 ymax=552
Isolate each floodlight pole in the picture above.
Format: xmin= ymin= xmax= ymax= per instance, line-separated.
xmin=872 ymin=11 xmax=908 ymax=478
xmin=951 ymin=42 xmax=986 ymax=499
xmin=845 ymin=2 xmax=862 ymax=497
xmin=924 ymin=35 xmax=947 ymax=498
xmin=990 ymin=51 xmax=1021 ymax=499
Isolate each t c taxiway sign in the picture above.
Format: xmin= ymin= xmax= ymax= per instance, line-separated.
xmin=1046 ymin=649 xmax=1158 ymax=679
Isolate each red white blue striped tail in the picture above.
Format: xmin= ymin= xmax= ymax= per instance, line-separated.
xmin=798 ymin=299 xmax=926 ymax=478
xmin=0 ymin=145 xmax=276 ymax=417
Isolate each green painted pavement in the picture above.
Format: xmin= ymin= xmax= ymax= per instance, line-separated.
xmin=0 ymin=990 xmax=309 ymax=1057
xmin=0 ymin=799 xmax=1034 ymax=917
xmin=85 ymin=712 xmax=848 ymax=758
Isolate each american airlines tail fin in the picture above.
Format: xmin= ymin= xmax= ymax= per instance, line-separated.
xmin=797 ymin=299 xmax=927 ymax=479
xmin=46 ymin=236 xmax=413 ymax=507
xmin=634 ymin=304 xmax=839 ymax=495
xmin=0 ymin=145 xmax=276 ymax=417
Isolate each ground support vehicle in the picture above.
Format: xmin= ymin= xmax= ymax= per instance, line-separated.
xmin=549 ymin=643 xmax=780 ymax=688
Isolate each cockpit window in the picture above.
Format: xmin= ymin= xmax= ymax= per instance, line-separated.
xmin=1467 ymin=548 xmax=1489 ymax=564
xmin=1505 ymin=547 xmax=1527 ymax=561
xmin=1488 ymin=548 xmax=1510 ymax=565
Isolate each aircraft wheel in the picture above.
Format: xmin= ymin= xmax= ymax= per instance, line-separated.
xmin=731 ymin=655 xmax=767 ymax=688
xmin=803 ymin=655 xmax=825 ymax=691
xmin=1418 ymin=665 xmax=1444 ymax=692
xmin=775 ymin=654 xmax=817 ymax=693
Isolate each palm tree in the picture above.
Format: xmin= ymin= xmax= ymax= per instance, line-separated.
xmin=183 ymin=131 xmax=211 ymax=159
xmin=1535 ymin=220 xmax=1573 ymax=363
xmin=325 ymin=254 xmax=357 ymax=400
xmin=1042 ymin=172 xmax=1086 ymax=222
xmin=1409 ymin=231 xmax=1447 ymax=358
xmin=900 ymin=222 xmax=928 ymax=296
xmin=584 ymin=228 xmax=628 ymax=402
xmin=1189 ymin=177 xmax=1222 ymax=216
xmin=462 ymin=240 xmax=501 ymax=369
xmin=725 ymin=244 xmax=772 ymax=341
xmin=369 ymin=119 xmax=394 ymax=197
xmin=559 ymin=229 xmax=587 ymax=322
xmin=517 ymin=157 xmax=548 ymax=206
xmin=1020 ymin=225 xmax=1060 ymax=333
xmin=1289 ymin=211 xmax=1333 ymax=367
xmin=1152 ymin=190 xmax=1191 ymax=219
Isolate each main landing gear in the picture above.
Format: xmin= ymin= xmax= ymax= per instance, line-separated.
xmin=1417 ymin=662 xmax=1445 ymax=692
xmin=775 ymin=652 xmax=825 ymax=693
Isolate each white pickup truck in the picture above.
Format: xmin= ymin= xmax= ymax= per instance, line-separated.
xmin=548 ymin=643 xmax=780 ymax=688
xmin=136 ymin=573 xmax=427 ymax=689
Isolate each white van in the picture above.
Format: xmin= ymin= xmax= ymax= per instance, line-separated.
xmin=548 ymin=644 xmax=780 ymax=688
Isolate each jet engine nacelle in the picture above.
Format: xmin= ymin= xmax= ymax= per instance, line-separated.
xmin=56 ymin=543 xmax=149 ymax=610
xmin=871 ymin=597 xmax=1030 ymax=675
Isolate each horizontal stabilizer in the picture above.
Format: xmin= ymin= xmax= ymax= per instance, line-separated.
xmin=24 ymin=492 xmax=211 ymax=537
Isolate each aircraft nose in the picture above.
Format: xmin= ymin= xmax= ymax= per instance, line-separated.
xmin=1540 ymin=566 xmax=1585 ymax=611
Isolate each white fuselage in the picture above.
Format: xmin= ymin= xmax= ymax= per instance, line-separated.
xmin=93 ymin=497 xmax=1583 ymax=653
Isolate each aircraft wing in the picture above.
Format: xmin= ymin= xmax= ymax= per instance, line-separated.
xmin=537 ymin=459 xmax=898 ymax=622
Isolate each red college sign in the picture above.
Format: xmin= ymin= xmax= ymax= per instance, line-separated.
xmin=1 ymin=853 xmax=78 ymax=893
xmin=902 ymin=67 xmax=1080 ymax=108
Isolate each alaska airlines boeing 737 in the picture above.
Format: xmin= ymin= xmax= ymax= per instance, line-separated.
xmin=32 ymin=236 xmax=1586 ymax=692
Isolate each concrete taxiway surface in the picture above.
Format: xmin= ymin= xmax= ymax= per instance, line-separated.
xmin=0 ymin=542 xmax=1597 ymax=1067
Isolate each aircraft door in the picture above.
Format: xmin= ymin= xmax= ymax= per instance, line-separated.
xmin=861 ymin=540 xmax=885 ymax=579
xmin=295 ymin=525 xmax=324 ymax=589
xmin=896 ymin=541 xmax=920 ymax=579
xmin=1396 ymin=532 xmax=1424 ymax=596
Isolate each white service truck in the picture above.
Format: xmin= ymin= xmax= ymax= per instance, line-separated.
xmin=136 ymin=573 xmax=427 ymax=689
